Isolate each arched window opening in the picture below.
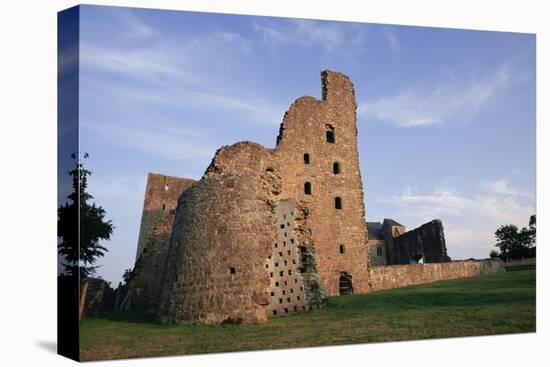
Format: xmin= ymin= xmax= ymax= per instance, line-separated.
xmin=304 ymin=182 xmax=312 ymax=195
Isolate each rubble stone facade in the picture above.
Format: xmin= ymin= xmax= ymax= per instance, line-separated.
xmin=369 ymin=259 xmax=503 ymax=292
xmin=155 ymin=71 xmax=368 ymax=324
xmin=128 ymin=173 xmax=196 ymax=311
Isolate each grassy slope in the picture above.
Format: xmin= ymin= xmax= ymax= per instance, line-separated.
xmin=80 ymin=269 xmax=535 ymax=361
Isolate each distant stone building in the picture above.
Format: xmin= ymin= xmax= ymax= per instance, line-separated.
xmin=125 ymin=70 xmax=501 ymax=324
xmin=367 ymin=219 xmax=450 ymax=267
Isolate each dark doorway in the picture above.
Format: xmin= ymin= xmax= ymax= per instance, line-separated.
xmin=339 ymin=272 xmax=353 ymax=295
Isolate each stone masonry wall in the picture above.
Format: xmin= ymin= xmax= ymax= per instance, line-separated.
xmin=135 ymin=173 xmax=196 ymax=261
xmin=392 ymin=219 xmax=451 ymax=265
xmin=369 ymin=259 xmax=504 ymax=292
xmin=128 ymin=173 xmax=195 ymax=312
xmin=266 ymin=199 xmax=308 ymax=318
xmin=157 ymin=71 xmax=367 ymax=324
xmin=127 ymin=214 xmax=174 ymax=311
xmin=157 ymin=145 xmax=280 ymax=324
xmin=275 ymin=71 xmax=370 ymax=296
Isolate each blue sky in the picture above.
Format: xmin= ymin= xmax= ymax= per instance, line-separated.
xmin=74 ymin=5 xmax=535 ymax=285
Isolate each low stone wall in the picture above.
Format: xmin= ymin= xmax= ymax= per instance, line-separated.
xmin=369 ymin=259 xmax=504 ymax=292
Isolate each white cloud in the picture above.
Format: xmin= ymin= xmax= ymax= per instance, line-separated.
xmin=252 ymin=19 xmax=356 ymax=52
xmin=80 ymin=12 xmax=286 ymax=127
xmin=114 ymin=9 xmax=156 ymax=39
xmin=375 ymin=179 xmax=535 ymax=259
xmin=480 ymin=178 xmax=533 ymax=198
xmin=81 ymin=120 xmax=218 ymax=162
xmin=81 ymin=75 xmax=284 ymax=126
xmin=383 ymin=28 xmax=401 ymax=55
xmin=358 ymin=63 xmax=512 ymax=127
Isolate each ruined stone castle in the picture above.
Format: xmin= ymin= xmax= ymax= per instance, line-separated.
xmin=125 ymin=71 xmax=502 ymax=324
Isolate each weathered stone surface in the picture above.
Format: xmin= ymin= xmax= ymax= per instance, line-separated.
xmin=391 ymin=219 xmax=451 ymax=265
xmin=139 ymin=70 xmax=494 ymax=325
xmin=157 ymin=165 xmax=278 ymax=324
xmin=274 ymin=71 xmax=370 ymax=296
xmin=135 ymin=173 xmax=196 ymax=261
xmin=368 ymin=259 xmax=504 ymax=292
xmin=157 ymin=71 xmax=369 ymax=324
xmin=129 ymin=173 xmax=196 ymax=311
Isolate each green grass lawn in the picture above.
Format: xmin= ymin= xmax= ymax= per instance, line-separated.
xmin=80 ymin=269 xmax=536 ymax=361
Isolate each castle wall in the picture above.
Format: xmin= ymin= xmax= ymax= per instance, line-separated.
xmin=134 ymin=173 xmax=196 ymax=261
xmin=274 ymin=71 xmax=370 ymax=296
xmin=157 ymin=146 xmax=281 ymax=324
xmin=157 ymin=71 xmax=367 ymax=324
xmin=266 ymin=199 xmax=307 ymax=317
xmin=391 ymin=220 xmax=451 ymax=265
xmin=128 ymin=173 xmax=195 ymax=311
xmin=369 ymin=259 xmax=504 ymax=292
xmin=127 ymin=214 xmax=174 ymax=311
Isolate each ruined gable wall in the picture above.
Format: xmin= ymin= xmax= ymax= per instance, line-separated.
xmin=135 ymin=173 xmax=196 ymax=261
xmin=274 ymin=71 xmax=370 ymax=295
xmin=392 ymin=219 xmax=451 ymax=264
xmin=369 ymin=259 xmax=504 ymax=292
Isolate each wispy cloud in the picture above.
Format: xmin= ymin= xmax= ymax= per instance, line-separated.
xmin=80 ymin=11 xmax=285 ymax=127
xmin=376 ymin=179 xmax=535 ymax=259
xmin=383 ymin=28 xmax=401 ymax=55
xmin=358 ymin=63 xmax=513 ymax=127
xmin=481 ymin=178 xmax=534 ymax=198
xmin=82 ymin=119 xmax=218 ymax=162
xmin=81 ymin=75 xmax=284 ymax=126
xmin=252 ymin=19 xmax=360 ymax=52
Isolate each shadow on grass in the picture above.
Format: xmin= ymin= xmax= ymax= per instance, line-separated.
xmin=85 ymin=311 xmax=157 ymax=325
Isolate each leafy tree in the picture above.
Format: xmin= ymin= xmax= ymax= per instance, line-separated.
xmin=489 ymin=250 xmax=499 ymax=259
xmin=58 ymin=153 xmax=114 ymax=281
xmin=492 ymin=214 xmax=536 ymax=260
xmin=122 ymin=268 xmax=134 ymax=285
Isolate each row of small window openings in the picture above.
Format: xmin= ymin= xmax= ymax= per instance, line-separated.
xmin=277 ymin=296 xmax=300 ymax=304
xmin=270 ymin=288 xmax=298 ymax=296
xmin=270 ymin=256 xmax=296 ymax=266
xmin=304 ymin=155 xmax=341 ymax=174
xmin=272 ymin=306 xmax=305 ymax=315
xmin=274 ymin=280 xmax=301 ymax=287
xmin=274 ymin=239 xmax=294 ymax=248
xmin=270 ymin=269 xmax=294 ymax=278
